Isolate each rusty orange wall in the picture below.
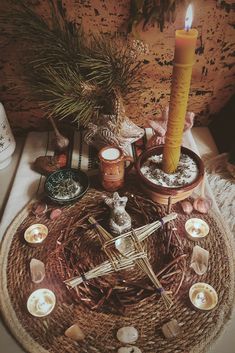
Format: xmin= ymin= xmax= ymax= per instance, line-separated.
xmin=0 ymin=0 xmax=234 ymax=131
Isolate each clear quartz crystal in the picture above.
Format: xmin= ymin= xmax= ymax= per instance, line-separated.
xmin=30 ymin=258 xmax=45 ymax=283
xmin=190 ymin=245 xmax=209 ymax=275
xmin=162 ymin=319 xmax=181 ymax=339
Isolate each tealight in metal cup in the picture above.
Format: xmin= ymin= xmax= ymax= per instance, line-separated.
xmin=189 ymin=282 xmax=218 ymax=311
xmin=27 ymin=288 xmax=56 ymax=317
xmin=185 ymin=218 xmax=209 ymax=241
xmin=24 ymin=224 xmax=48 ymax=247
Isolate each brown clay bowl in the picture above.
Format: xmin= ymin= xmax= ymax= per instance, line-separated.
xmin=135 ymin=145 xmax=204 ymax=205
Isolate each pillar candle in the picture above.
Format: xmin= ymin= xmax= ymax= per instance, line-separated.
xmin=162 ymin=5 xmax=198 ymax=174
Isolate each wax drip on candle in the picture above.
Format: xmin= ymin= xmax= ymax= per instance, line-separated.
xmin=185 ymin=4 xmax=193 ymax=32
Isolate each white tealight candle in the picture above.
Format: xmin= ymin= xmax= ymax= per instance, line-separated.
xmin=24 ymin=224 xmax=48 ymax=246
xmin=27 ymin=288 xmax=56 ymax=317
xmin=185 ymin=218 xmax=209 ymax=241
xmin=189 ymin=282 xmax=218 ymax=311
xmin=101 ymin=147 xmax=120 ymax=161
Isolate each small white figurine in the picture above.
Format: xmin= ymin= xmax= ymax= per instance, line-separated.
xmin=105 ymin=192 xmax=132 ymax=235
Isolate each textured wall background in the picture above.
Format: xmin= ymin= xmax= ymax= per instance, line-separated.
xmin=0 ymin=0 xmax=234 ymax=131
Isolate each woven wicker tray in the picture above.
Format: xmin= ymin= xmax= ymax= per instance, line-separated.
xmin=0 ymin=188 xmax=234 ymax=353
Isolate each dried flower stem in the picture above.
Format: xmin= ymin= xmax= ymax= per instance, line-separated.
xmin=156 ymin=254 xmax=187 ymax=277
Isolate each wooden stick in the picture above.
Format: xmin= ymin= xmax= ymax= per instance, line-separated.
xmin=156 ymin=254 xmax=187 ymax=277
xmin=166 ymin=196 xmax=173 ymax=241
xmin=162 ymin=269 xmax=181 ymax=279
xmin=167 ymin=196 xmax=173 ymax=214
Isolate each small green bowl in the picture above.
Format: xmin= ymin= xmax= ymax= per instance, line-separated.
xmin=44 ymin=168 xmax=90 ymax=204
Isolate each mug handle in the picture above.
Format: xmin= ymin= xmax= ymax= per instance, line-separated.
xmin=124 ymin=155 xmax=134 ymax=173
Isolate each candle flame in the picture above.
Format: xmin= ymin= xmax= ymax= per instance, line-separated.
xmin=185 ymin=4 xmax=193 ymax=31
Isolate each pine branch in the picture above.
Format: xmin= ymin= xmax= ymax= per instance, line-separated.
xmin=1 ymin=1 xmax=144 ymax=126
xmin=25 ymin=65 xmax=101 ymax=125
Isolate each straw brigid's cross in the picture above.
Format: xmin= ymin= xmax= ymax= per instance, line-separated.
xmin=64 ymin=213 xmax=177 ymax=308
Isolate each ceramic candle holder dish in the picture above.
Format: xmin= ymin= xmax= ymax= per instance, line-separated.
xmin=27 ymin=288 xmax=56 ymax=317
xmin=24 ymin=224 xmax=48 ymax=246
xmin=135 ymin=145 xmax=204 ymax=205
xmin=189 ymin=282 xmax=218 ymax=311
xmin=185 ymin=218 xmax=209 ymax=241
xmin=44 ymin=168 xmax=89 ymax=204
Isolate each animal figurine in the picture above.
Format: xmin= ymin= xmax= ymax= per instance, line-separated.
xmin=105 ymin=192 xmax=132 ymax=235
xmin=84 ymin=98 xmax=144 ymax=155
xmin=84 ymin=116 xmax=144 ymax=155
xmin=147 ymin=106 xmax=195 ymax=147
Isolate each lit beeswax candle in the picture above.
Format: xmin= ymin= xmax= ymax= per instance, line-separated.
xmin=162 ymin=5 xmax=198 ymax=174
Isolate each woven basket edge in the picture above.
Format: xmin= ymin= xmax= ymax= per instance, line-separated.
xmin=190 ymin=208 xmax=235 ymax=353
xmin=0 ymin=198 xmax=49 ymax=353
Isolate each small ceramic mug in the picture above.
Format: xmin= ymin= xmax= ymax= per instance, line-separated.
xmin=98 ymin=146 xmax=133 ymax=191
xmin=0 ymin=103 xmax=16 ymax=170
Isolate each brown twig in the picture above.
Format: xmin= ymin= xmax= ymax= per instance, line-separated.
xmin=166 ymin=196 xmax=172 ymax=239
xmin=162 ymin=269 xmax=181 ymax=279
xmin=174 ymin=258 xmax=187 ymax=295
xmin=156 ymin=254 xmax=187 ymax=277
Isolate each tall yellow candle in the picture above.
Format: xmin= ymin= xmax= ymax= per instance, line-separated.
xmin=162 ymin=5 xmax=198 ymax=174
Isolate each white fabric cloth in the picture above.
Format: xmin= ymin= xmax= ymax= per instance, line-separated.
xmin=0 ymin=132 xmax=53 ymax=238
